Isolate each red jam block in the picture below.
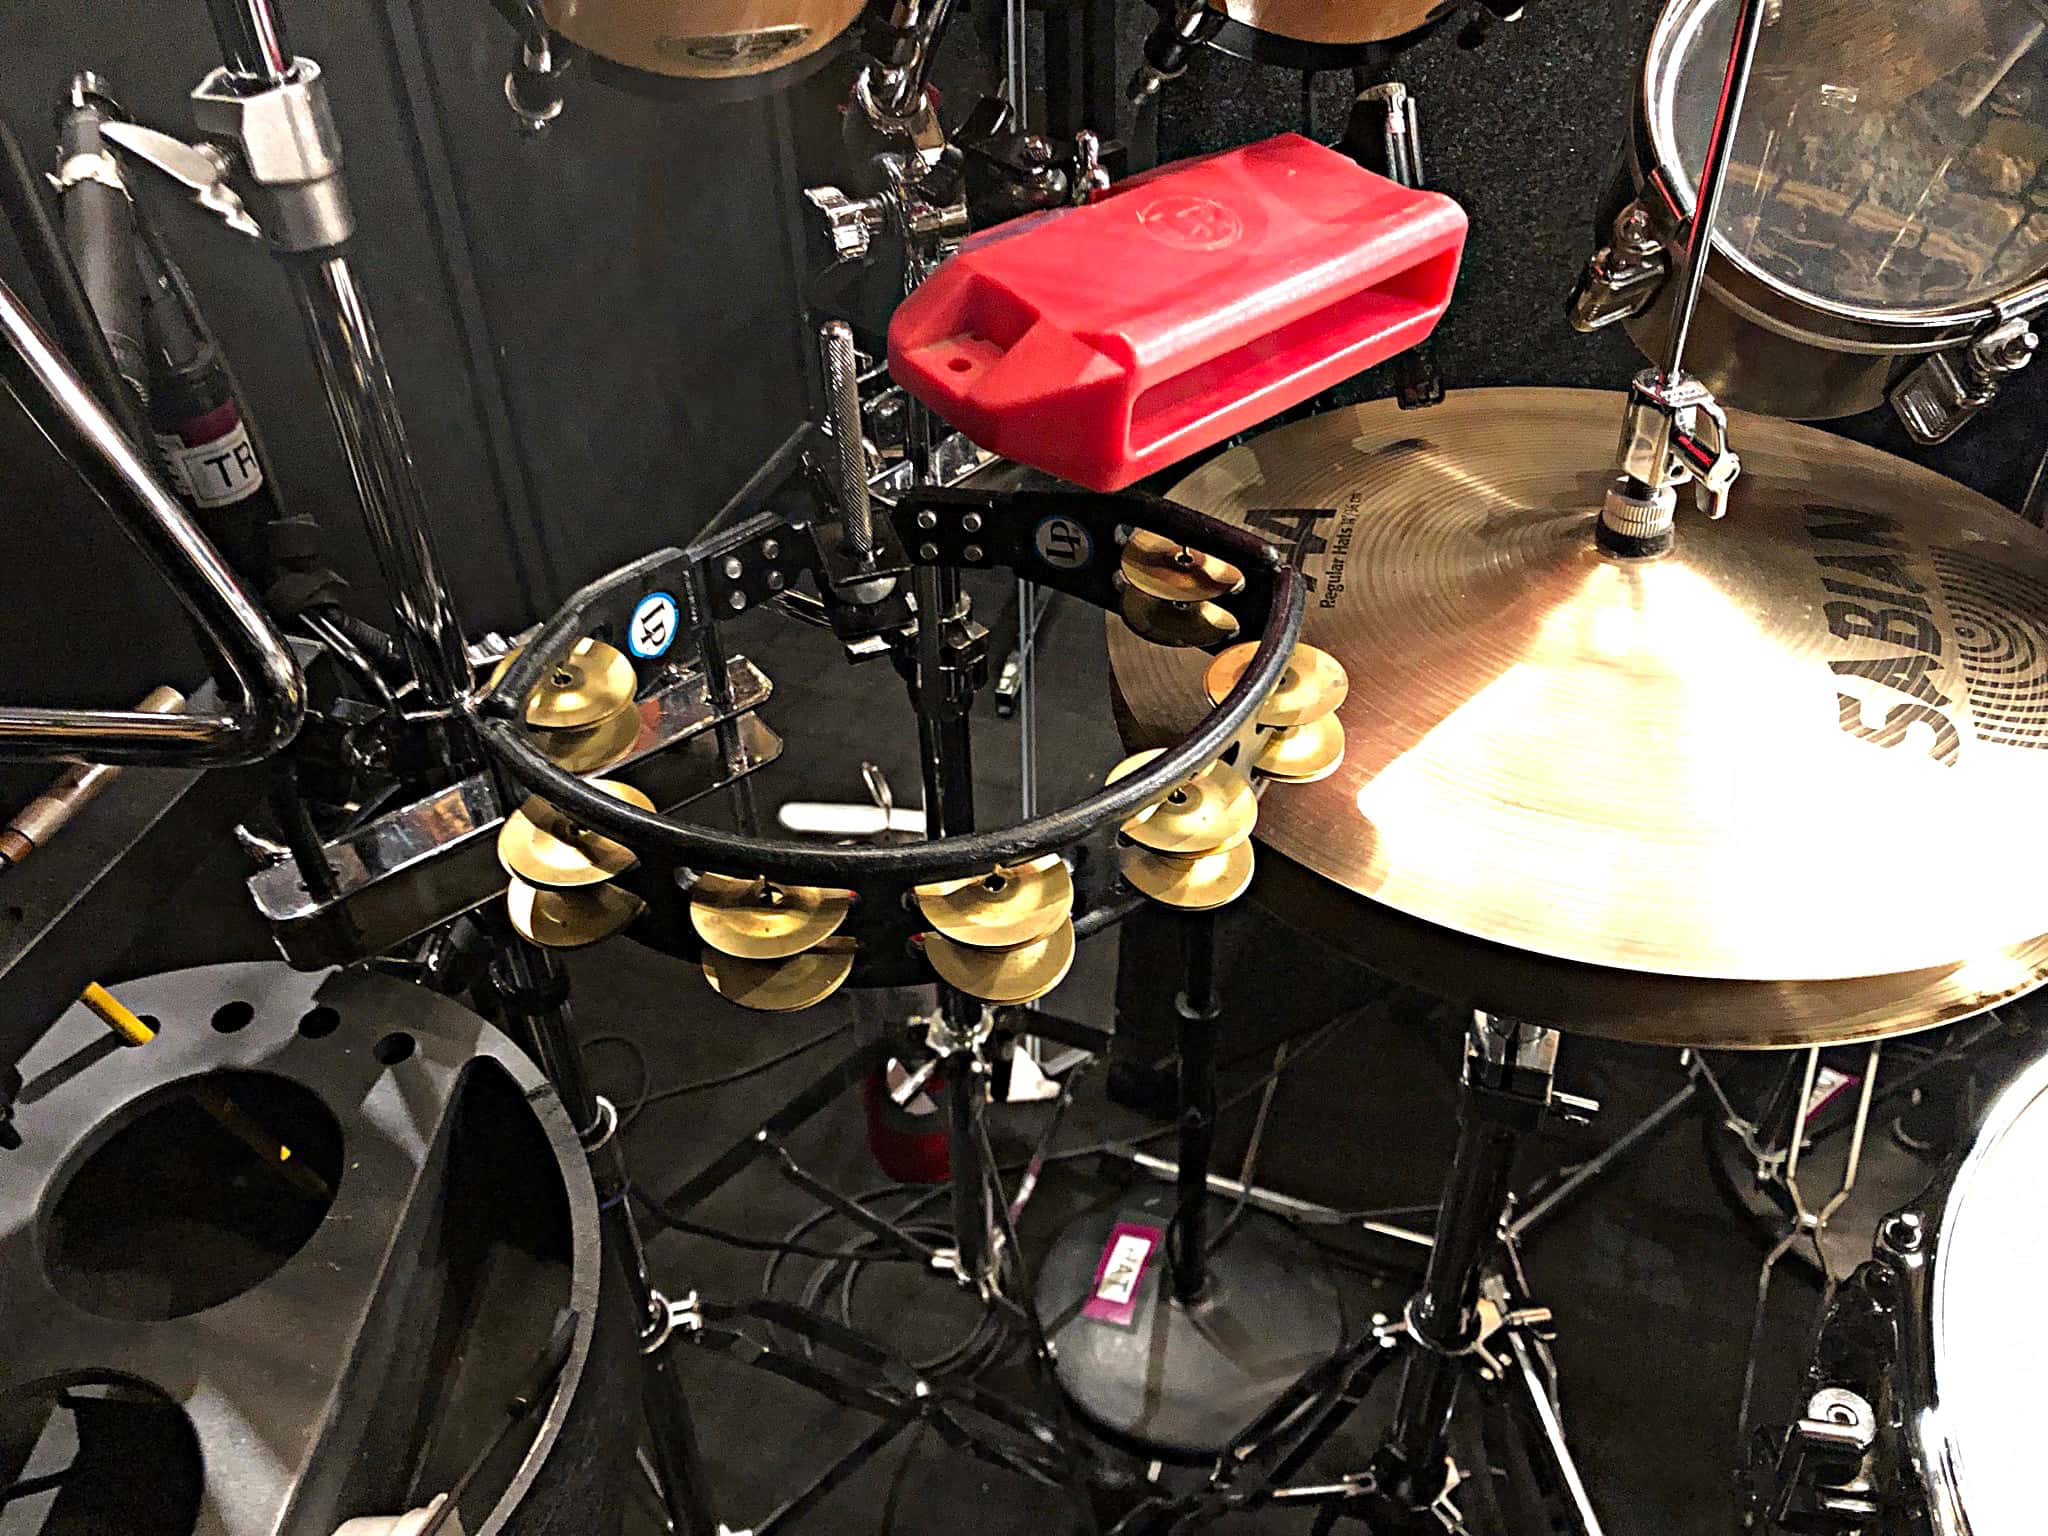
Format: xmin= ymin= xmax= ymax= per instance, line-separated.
xmin=886 ymin=133 xmax=1468 ymax=491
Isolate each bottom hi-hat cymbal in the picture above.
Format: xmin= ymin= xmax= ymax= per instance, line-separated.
xmin=690 ymin=874 xmax=855 ymax=960
xmin=1119 ymin=840 xmax=1257 ymax=911
xmin=507 ymin=878 xmax=646 ymax=949
xmin=1119 ymin=588 xmax=1241 ymax=649
xmin=703 ymin=939 xmax=857 ymax=1012
xmin=498 ymin=779 xmax=656 ymax=889
xmin=1110 ymin=387 xmax=2048 ymax=985
xmin=529 ymin=704 xmax=643 ymax=775
xmin=1204 ymin=641 xmax=1349 ymax=727
xmin=924 ymin=921 xmax=1076 ymax=1004
xmin=1250 ymin=846 xmax=2048 ymax=1050
xmin=1253 ymin=716 xmax=1346 ymax=784
xmin=1107 ymin=749 xmax=1256 ymax=855
xmin=914 ymin=855 xmax=1074 ymax=947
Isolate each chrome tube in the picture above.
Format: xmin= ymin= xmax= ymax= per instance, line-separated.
xmin=285 ymin=255 xmax=473 ymax=716
xmin=205 ymin=0 xmax=293 ymax=82
xmin=1661 ymin=0 xmax=1766 ymax=381
xmin=872 ymin=0 xmax=960 ymax=116
xmin=0 ymin=275 xmax=303 ymax=764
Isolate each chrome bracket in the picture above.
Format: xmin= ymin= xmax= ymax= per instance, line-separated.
xmin=1890 ymin=312 xmax=2040 ymax=446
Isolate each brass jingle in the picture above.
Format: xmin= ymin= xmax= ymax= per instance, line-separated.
xmin=703 ymin=939 xmax=858 ymax=1013
xmin=923 ymin=921 xmax=1077 ymax=1005
xmin=689 ymin=873 xmax=855 ymax=960
xmin=913 ymin=854 xmax=1074 ymax=949
xmin=493 ymin=637 xmax=638 ymax=730
xmin=529 ymin=703 xmax=643 ymax=775
xmin=1106 ymin=748 xmax=1256 ymax=855
xmin=1119 ymin=840 xmax=1257 ymax=911
xmin=506 ymin=878 xmax=646 ymax=949
xmin=1252 ymin=715 xmax=1347 ymax=784
xmin=1204 ymin=641 xmax=1349 ymax=727
xmin=1120 ymin=529 xmax=1246 ymax=604
xmin=1119 ymin=588 xmax=1241 ymax=649
xmin=498 ymin=779 xmax=656 ymax=890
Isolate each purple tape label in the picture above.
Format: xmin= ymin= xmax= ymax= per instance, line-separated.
xmin=1082 ymin=1221 xmax=1162 ymax=1327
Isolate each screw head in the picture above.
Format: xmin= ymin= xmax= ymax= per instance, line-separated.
xmin=723 ymin=556 xmax=744 ymax=579
xmin=1883 ymin=1211 xmax=1924 ymax=1252
xmin=918 ymin=541 xmax=940 ymax=560
xmin=762 ymin=539 xmax=781 ymax=559
xmin=962 ymin=512 xmax=983 ymax=533
xmin=963 ymin=544 xmax=984 ymax=562
xmin=916 ymin=510 xmax=938 ymax=530
xmin=728 ymin=591 xmax=747 ymax=611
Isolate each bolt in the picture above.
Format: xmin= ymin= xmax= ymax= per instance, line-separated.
xmin=916 ymin=510 xmax=938 ymax=530
xmin=1883 ymin=1211 xmax=1924 ymax=1252
xmin=767 ymin=571 xmax=785 ymax=591
xmin=962 ymin=512 xmax=983 ymax=533
xmin=919 ymin=541 xmax=940 ymax=560
xmin=963 ymin=543 xmax=984 ymax=562
xmin=723 ymin=556 xmax=744 ymax=579
xmin=728 ymin=591 xmax=747 ymax=611
xmin=762 ymin=539 xmax=781 ymax=559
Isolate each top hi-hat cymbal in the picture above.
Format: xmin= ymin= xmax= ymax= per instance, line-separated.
xmin=914 ymin=855 xmax=1075 ymax=948
xmin=1106 ymin=749 xmax=1257 ymax=855
xmin=1120 ymin=529 xmax=1246 ymax=604
xmin=690 ymin=873 xmax=854 ymax=960
xmin=1110 ymin=388 xmax=2048 ymax=987
xmin=506 ymin=637 xmax=638 ymax=730
xmin=498 ymin=779 xmax=656 ymax=890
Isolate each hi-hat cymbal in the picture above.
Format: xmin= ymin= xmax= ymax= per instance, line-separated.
xmin=914 ymin=855 xmax=1074 ymax=948
xmin=1119 ymin=589 xmax=1241 ymax=648
xmin=1110 ymin=388 xmax=2048 ymax=988
xmin=703 ymin=939 xmax=857 ymax=1012
xmin=507 ymin=878 xmax=646 ymax=949
xmin=498 ymin=779 xmax=656 ymax=889
xmin=924 ymin=921 xmax=1077 ymax=1004
xmin=501 ymin=637 xmax=638 ymax=730
xmin=1120 ymin=840 xmax=1257 ymax=911
xmin=1253 ymin=715 xmax=1347 ymax=784
xmin=1204 ymin=642 xmax=1349 ymax=727
xmin=1120 ymin=529 xmax=1246 ymax=604
xmin=1106 ymin=749 xmax=1257 ymax=855
xmin=528 ymin=703 xmax=644 ymax=774
xmin=690 ymin=873 xmax=854 ymax=960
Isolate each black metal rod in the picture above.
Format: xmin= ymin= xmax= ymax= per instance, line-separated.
xmin=1172 ymin=912 xmax=1221 ymax=1303
xmin=1387 ymin=1100 xmax=1520 ymax=1470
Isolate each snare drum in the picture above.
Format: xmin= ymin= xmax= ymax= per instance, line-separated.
xmin=1575 ymin=0 xmax=2048 ymax=428
xmin=1750 ymin=1044 xmax=2048 ymax=1534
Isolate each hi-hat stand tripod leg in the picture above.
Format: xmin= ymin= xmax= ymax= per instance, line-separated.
xmin=1035 ymin=909 xmax=1343 ymax=1455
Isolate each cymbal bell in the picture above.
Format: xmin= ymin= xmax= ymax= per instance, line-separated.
xmin=1120 ymin=529 xmax=1246 ymax=604
xmin=495 ymin=637 xmax=638 ymax=730
xmin=1111 ymin=388 xmax=2048 ymax=992
xmin=1119 ymin=589 xmax=1241 ymax=648
xmin=1119 ymin=840 xmax=1257 ymax=911
xmin=498 ymin=779 xmax=655 ymax=889
xmin=1204 ymin=642 xmax=1349 ymax=727
xmin=924 ymin=921 xmax=1076 ymax=1004
xmin=914 ymin=855 xmax=1074 ymax=948
xmin=703 ymin=939 xmax=857 ymax=1013
xmin=528 ymin=699 xmax=643 ymax=774
xmin=1106 ymin=749 xmax=1256 ymax=855
xmin=690 ymin=873 xmax=854 ymax=960
xmin=507 ymin=877 xmax=646 ymax=949
xmin=1253 ymin=716 xmax=1346 ymax=784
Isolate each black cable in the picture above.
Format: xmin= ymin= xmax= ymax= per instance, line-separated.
xmin=582 ymin=1021 xmax=850 ymax=1131
xmin=877 ymin=1423 xmax=929 ymax=1535
xmin=628 ymin=1186 xmax=923 ymax=1265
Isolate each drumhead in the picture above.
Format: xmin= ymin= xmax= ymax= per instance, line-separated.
xmin=1647 ymin=0 xmax=2048 ymax=323
xmin=1931 ymin=1047 xmax=2048 ymax=1534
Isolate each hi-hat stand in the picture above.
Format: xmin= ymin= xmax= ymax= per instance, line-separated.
xmin=1113 ymin=1014 xmax=1606 ymax=1535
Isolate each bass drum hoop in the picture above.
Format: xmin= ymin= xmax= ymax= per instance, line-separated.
xmin=1620 ymin=0 xmax=2045 ymax=416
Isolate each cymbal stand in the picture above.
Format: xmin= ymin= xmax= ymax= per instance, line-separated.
xmin=1124 ymin=1013 xmax=1606 ymax=1535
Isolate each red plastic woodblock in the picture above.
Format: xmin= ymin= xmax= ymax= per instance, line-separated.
xmin=886 ymin=133 xmax=1468 ymax=491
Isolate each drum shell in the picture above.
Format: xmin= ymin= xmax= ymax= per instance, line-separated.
xmin=540 ymin=0 xmax=865 ymax=85
xmin=1192 ymin=0 xmax=1454 ymax=69
xmin=1609 ymin=0 xmax=2040 ymax=421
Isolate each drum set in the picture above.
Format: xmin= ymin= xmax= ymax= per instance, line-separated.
xmin=0 ymin=0 xmax=2045 ymax=1532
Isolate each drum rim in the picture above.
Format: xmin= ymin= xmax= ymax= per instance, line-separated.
xmin=1637 ymin=0 xmax=2043 ymax=337
xmin=1923 ymin=1043 xmax=2048 ymax=1532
